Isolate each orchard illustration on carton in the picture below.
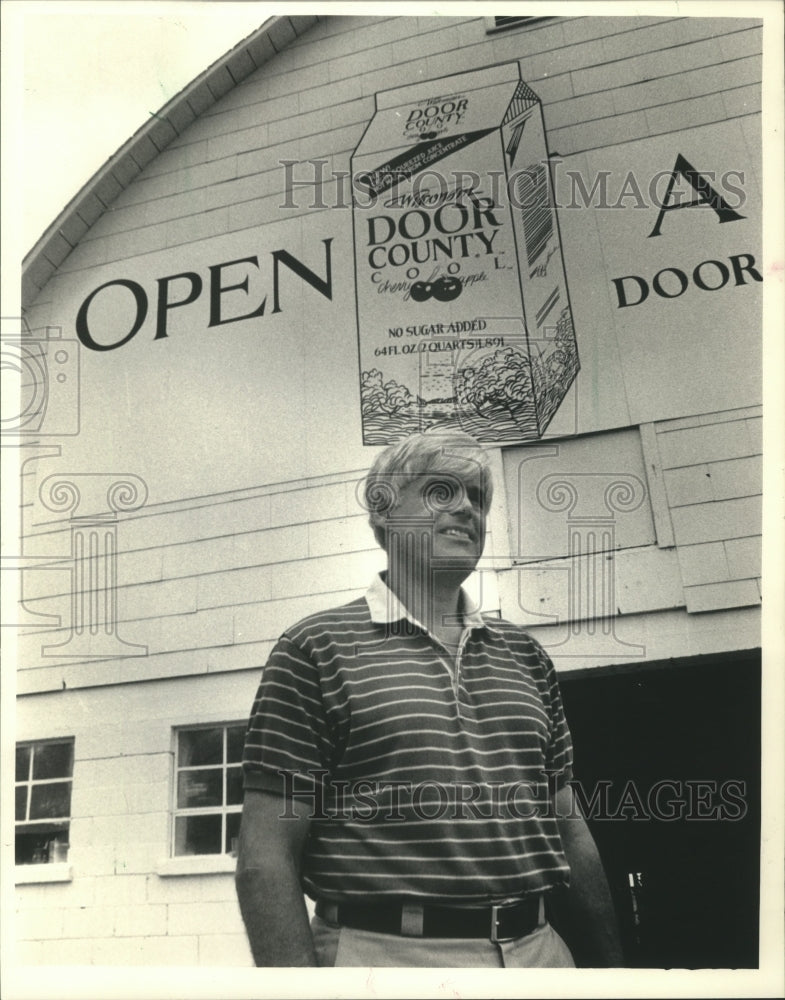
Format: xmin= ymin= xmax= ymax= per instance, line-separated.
xmin=352 ymin=63 xmax=579 ymax=445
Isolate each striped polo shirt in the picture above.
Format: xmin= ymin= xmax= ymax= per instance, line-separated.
xmin=242 ymin=574 xmax=573 ymax=903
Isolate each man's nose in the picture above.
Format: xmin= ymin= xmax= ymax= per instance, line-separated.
xmin=452 ymin=488 xmax=474 ymax=516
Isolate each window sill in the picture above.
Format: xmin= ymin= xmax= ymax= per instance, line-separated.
xmin=156 ymin=855 xmax=237 ymax=877
xmin=15 ymin=863 xmax=73 ymax=885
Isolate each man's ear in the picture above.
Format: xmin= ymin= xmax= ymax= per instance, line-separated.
xmin=369 ymin=515 xmax=387 ymax=550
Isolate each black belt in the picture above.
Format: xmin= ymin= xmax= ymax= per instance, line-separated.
xmin=315 ymin=896 xmax=542 ymax=943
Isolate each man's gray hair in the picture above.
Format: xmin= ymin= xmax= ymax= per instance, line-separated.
xmin=363 ymin=429 xmax=493 ymax=549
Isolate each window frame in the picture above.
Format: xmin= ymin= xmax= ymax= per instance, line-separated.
xmin=14 ymin=737 xmax=75 ymax=869
xmin=170 ymin=721 xmax=246 ymax=860
xmin=484 ymin=16 xmax=556 ymax=33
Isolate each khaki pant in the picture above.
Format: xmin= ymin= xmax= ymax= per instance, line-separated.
xmin=311 ymin=914 xmax=575 ymax=968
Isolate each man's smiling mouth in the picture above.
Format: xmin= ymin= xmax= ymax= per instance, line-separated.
xmin=439 ymin=526 xmax=474 ymax=541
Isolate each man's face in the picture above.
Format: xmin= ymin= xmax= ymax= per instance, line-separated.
xmin=383 ymin=467 xmax=488 ymax=575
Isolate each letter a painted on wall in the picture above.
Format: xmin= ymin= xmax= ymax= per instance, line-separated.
xmin=648 ymin=153 xmax=746 ymax=238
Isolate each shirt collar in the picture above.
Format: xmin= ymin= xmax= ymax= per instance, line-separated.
xmin=365 ymin=572 xmax=489 ymax=631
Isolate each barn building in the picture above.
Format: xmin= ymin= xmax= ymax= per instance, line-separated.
xmin=13 ymin=12 xmax=764 ymax=968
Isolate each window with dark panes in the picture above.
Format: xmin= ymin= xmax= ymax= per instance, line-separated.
xmin=15 ymin=739 xmax=74 ymax=865
xmin=485 ymin=16 xmax=555 ymax=32
xmin=173 ymin=724 xmax=245 ymax=856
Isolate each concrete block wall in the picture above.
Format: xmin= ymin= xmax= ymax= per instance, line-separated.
xmin=15 ymin=674 xmax=259 ymax=966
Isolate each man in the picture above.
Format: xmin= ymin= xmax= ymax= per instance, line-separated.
xmin=236 ymin=429 xmax=623 ymax=967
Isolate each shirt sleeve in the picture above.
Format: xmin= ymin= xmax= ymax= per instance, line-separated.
xmin=533 ymin=640 xmax=574 ymax=791
xmin=242 ymin=632 xmax=334 ymax=798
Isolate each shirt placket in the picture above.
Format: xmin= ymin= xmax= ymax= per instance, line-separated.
xmin=427 ymin=626 xmax=474 ymax=719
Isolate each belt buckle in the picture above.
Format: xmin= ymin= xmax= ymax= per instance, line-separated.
xmin=490 ymin=899 xmax=524 ymax=944
xmin=490 ymin=902 xmax=513 ymax=944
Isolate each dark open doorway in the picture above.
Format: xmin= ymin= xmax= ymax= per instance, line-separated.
xmin=560 ymin=649 xmax=761 ymax=969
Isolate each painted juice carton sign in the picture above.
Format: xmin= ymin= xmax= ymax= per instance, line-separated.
xmin=352 ymin=63 xmax=578 ymax=446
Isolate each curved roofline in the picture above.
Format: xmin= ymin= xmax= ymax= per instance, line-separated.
xmin=22 ymin=14 xmax=319 ymax=308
